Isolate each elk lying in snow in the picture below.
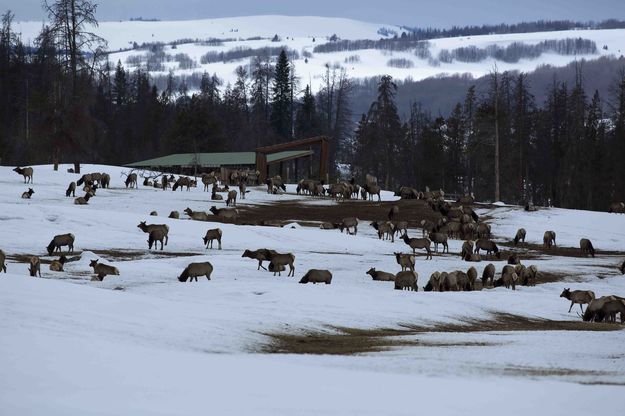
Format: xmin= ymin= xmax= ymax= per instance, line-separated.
xmin=366 ymin=267 xmax=395 ymax=281
xmin=543 ymin=231 xmax=556 ymax=249
xmin=560 ymin=288 xmax=595 ymax=313
xmin=299 ymin=269 xmax=332 ymax=284
xmin=401 ymin=234 xmax=432 ymax=259
xmin=178 ymin=262 xmax=213 ymax=282
xmin=474 ymin=239 xmax=500 ymax=259
xmin=125 ymin=173 xmax=138 ymax=189
xmin=169 ymin=211 xmax=179 ymax=219
xmin=370 ymin=221 xmax=394 ymax=242
xmin=580 ymin=238 xmax=595 ymax=258
xmin=226 ymin=190 xmax=238 ymax=206
xmin=395 ymin=271 xmax=418 ymax=291
xmin=137 ymin=222 xmax=169 ymax=246
xmin=209 ymin=206 xmax=238 ymax=222
xmin=66 ymin=182 xmax=76 ymax=197
xmin=203 ymin=228 xmax=222 ymax=249
xmin=13 ymin=166 xmax=33 ymax=183
xmin=242 ymin=249 xmax=277 ymax=270
xmin=319 ymin=222 xmax=336 ymax=230
xmin=28 ymin=256 xmax=41 ymax=277
xmin=74 ymin=193 xmax=92 ymax=205
xmin=608 ymin=202 xmax=625 ymax=214
xmin=149 ymin=211 xmax=158 ymax=216
xmin=513 ymin=228 xmax=526 ymax=245
xmin=482 ymin=263 xmax=495 ymax=287
xmin=21 ymin=188 xmax=34 ymax=199
xmin=394 ymin=252 xmax=415 ymax=272
xmin=338 ymin=217 xmax=359 ymax=235
xmin=49 ymin=255 xmax=67 ymax=272
xmin=148 ymin=229 xmax=166 ymax=250
xmin=47 ymin=233 xmax=75 ymax=255
xmin=267 ymin=252 xmax=295 ymax=277
xmin=0 ymin=249 xmax=7 ymax=273
xmin=211 ymin=191 xmax=223 ymax=200
xmin=184 ymin=207 xmax=210 ymax=221
xmin=89 ymin=259 xmax=119 ymax=281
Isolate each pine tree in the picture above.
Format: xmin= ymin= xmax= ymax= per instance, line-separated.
xmin=112 ymin=60 xmax=127 ymax=107
xmin=270 ymin=50 xmax=292 ymax=141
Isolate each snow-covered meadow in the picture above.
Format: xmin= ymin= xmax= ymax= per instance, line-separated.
xmin=1 ymin=164 xmax=624 ymax=415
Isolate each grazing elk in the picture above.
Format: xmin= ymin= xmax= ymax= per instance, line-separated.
xmin=429 ymin=232 xmax=449 ymax=253
xmin=366 ymin=268 xmax=395 ymax=281
xmin=13 ymin=167 xmax=33 ymax=183
xmin=178 ymin=262 xmax=213 ymax=282
xmin=299 ymin=269 xmax=332 ymax=284
xmin=461 ymin=240 xmax=474 ymax=259
xmin=89 ymin=259 xmax=120 ymax=281
xmin=338 ymin=217 xmax=359 ymax=235
xmin=579 ymin=238 xmax=595 ymax=258
xmin=28 ymin=256 xmax=41 ymax=277
xmin=266 ymin=252 xmax=295 ymax=277
xmin=482 ymin=263 xmax=495 ymax=287
xmin=46 ymin=233 xmax=75 ymax=255
xmin=21 ymin=188 xmax=34 ymax=199
xmin=203 ymin=228 xmax=222 ymax=250
xmin=513 ymin=228 xmax=526 ymax=245
xmin=370 ymin=221 xmax=394 ymax=242
xmin=543 ymin=231 xmax=556 ymax=249
xmin=401 ymin=233 xmax=432 ymax=259
xmin=476 ymin=223 xmax=491 ymax=239
xmin=124 ymin=173 xmax=138 ymax=189
xmin=560 ymin=288 xmax=595 ymax=313
xmin=100 ymin=173 xmax=111 ymax=189
xmin=226 ymin=189 xmax=238 ymax=206
xmin=439 ymin=271 xmax=459 ymax=292
xmin=583 ymin=296 xmax=618 ymax=322
xmin=601 ymin=299 xmax=625 ymax=324
xmin=137 ymin=222 xmax=169 ymax=246
xmin=394 ymin=271 xmax=418 ymax=291
xmin=428 ymin=272 xmax=442 ymax=291
xmin=172 ymin=176 xmax=192 ymax=191
xmin=148 ymin=229 xmax=166 ymax=250
xmin=66 ymin=182 xmax=76 ymax=197
xmin=242 ymin=249 xmax=277 ymax=271
xmin=474 ymin=239 xmax=500 ymax=259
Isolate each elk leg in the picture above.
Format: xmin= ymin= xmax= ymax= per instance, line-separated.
xmin=568 ymin=302 xmax=573 ymax=313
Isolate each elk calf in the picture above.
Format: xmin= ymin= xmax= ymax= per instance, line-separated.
xmin=49 ymin=255 xmax=67 ymax=272
xmin=21 ymin=188 xmax=34 ymax=199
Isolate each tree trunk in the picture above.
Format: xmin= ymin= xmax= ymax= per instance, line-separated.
xmin=494 ymin=81 xmax=501 ymax=202
xmin=74 ymin=162 xmax=80 ymax=174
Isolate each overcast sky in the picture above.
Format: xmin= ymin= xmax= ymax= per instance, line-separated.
xmin=6 ymin=0 xmax=625 ymax=27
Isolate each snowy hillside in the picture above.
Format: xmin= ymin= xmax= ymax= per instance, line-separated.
xmin=13 ymin=16 xmax=625 ymax=92
xmin=1 ymin=164 xmax=625 ymax=414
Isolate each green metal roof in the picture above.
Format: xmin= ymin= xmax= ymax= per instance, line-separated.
xmin=126 ymin=150 xmax=314 ymax=168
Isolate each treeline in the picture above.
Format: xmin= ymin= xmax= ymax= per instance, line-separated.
xmin=402 ymin=19 xmax=625 ymax=41
xmin=0 ymin=5 xmax=352 ymax=173
xmin=349 ymin=69 xmax=625 ymax=211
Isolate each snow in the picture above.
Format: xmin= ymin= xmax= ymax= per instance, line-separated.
xmin=13 ymin=16 xmax=625 ymax=93
xmin=1 ymin=163 xmax=625 ymax=414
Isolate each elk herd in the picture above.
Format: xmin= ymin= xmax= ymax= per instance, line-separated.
xmin=4 ymin=165 xmax=625 ymax=324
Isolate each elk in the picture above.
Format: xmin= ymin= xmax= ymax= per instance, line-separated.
xmin=560 ymin=288 xmax=595 ymax=313
xmin=242 ymin=249 xmax=277 ymax=270
xmin=474 ymin=239 xmax=500 ymax=259
xmin=147 ymin=229 xmax=166 ymax=250
xmin=21 ymin=188 xmax=35 ymax=199
xmin=172 ymin=176 xmax=192 ymax=191
xmin=476 ymin=223 xmax=491 ymax=239
xmin=74 ymin=193 xmax=92 ymax=205
xmin=370 ymin=221 xmax=394 ymax=242
xmin=366 ymin=268 xmax=395 ymax=281
xmin=266 ymin=252 xmax=295 ymax=277
xmin=209 ymin=206 xmax=238 ymax=222
xmin=338 ymin=217 xmax=359 ymax=235
xmin=100 ymin=173 xmax=111 ymax=189
xmin=601 ymin=300 xmax=625 ymax=324
xmin=394 ymin=252 xmax=415 ymax=272
xmin=461 ymin=240 xmax=474 ymax=259
xmin=169 ymin=211 xmax=180 ymax=219
xmin=49 ymin=255 xmax=67 ymax=272
xmin=543 ymin=231 xmax=556 ymax=249
xmin=89 ymin=259 xmax=120 ymax=281
xmin=203 ymin=228 xmax=222 ymax=249
xmin=201 ymin=173 xmax=217 ymax=191
xmin=401 ymin=233 xmax=432 ymax=259
xmin=482 ymin=263 xmax=495 ymax=287
xmin=394 ymin=271 xmax=418 ymax=291
xmin=429 ymin=232 xmax=449 ymax=253
xmin=513 ymin=228 xmax=526 ymax=245
xmin=178 ymin=262 xmax=214 ymax=282
xmin=46 ymin=233 xmax=75 ymax=255
xmin=28 ymin=256 xmax=41 ymax=277
xmin=239 ymin=181 xmax=248 ymax=199
xmin=299 ymin=269 xmax=332 ymax=284
xmin=579 ymin=238 xmax=595 ymax=258
xmin=184 ymin=207 xmax=210 ymax=221
xmin=124 ymin=173 xmax=138 ymax=189
xmin=13 ymin=167 xmax=33 ymax=183
xmin=137 ymin=222 xmax=169 ymax=246
xmin=226 ymin=189 xmax=238 ymax=206
xmin=0 ymin=249 xmax=7 ymax=273
xmin=66 ymin=182 xmax=76 ymax=197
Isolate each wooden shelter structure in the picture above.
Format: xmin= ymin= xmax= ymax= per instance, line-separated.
xmin=255 ymin=136 xmax=329 ymax=183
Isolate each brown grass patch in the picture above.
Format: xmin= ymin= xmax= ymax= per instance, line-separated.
xmin=498 ymin=241 xmax=625 ymax=258
xmin=90 ymin=249 xmax=203 ymax=261
xmin=262 ymin=312 xmax=621 ymax=355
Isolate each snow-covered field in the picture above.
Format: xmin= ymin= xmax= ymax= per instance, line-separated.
xmin=13 ymin=16 xmax=625 ymax=92
xmin=1 ymin=164 xmax=625 ymax=415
